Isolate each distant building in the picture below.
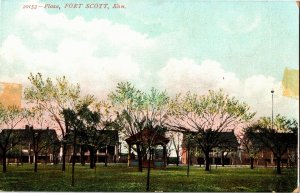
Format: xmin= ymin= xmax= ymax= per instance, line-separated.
xmin=66 ymin=130 xmax=120 ymax=164
xmin=0 ymin=128 xmax=121 ymax=165
xmin=181 ymin=131 xmax=239 ymax=165
xmin=0 ymin=126 xmax=60 ymax=164
xmin=241 ymin=132 xmax=297 ymax=167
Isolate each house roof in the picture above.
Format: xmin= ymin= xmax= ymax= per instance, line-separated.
xmin=97 ymin=130 xmax=119 ymax=145
xmin=69 ymin=129 xmax=119 ymax=146
xmin=0 ymin=127 xmax=59 ymax=144
xmin=1 ymin=127 xmax=119 ymax=149
xmin=125 ymin=128 xmax=169 ymax=145
xmin=217 ymin=132 xmax=239 ymax=149
xmin=247 ymin=132 xmax=297 ymax=149
xmin=182 ymin=131 xmax=239 ymax=150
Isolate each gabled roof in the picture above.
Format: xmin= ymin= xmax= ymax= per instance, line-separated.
xmin=182 ymin=131 xmax=239 ymax=149
xmin=70 ymin=129 xmax=119 ymax=146
xmin=1 ymin=127 xmax=118 ymax=147
xmin=98 ymin=130 xmax=119 ymax=145
xmin=247 ymin=132 xmax=297 ymax=149
xmin=125 ymin=128 xmax=169 ymax=145
xmin=217 ymin=132 xmax=239 ymax=149
xmin=0 ymin=127 xmax=58 ymax=144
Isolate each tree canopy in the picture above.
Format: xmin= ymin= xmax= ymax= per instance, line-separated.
xmin=24 ymin=73 xmax=92 ymax=171
xmin=247 ymin=114 xmax=298 ymax=174
xmin=0 ymin=104 xmax=25 ymax=172
xmin=109 ymin=82 xmax=169 ymax=173
xmin=168 ymin=89 xmax=255 ymax=171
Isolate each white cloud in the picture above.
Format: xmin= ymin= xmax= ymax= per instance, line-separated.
xmin=158 ymin=58 xmax=298 ymax=120
xmin=0 ymin=7 xmax=155 ymax=98
xmin=16 ymin=8 xmax=154 ymax=50
xmin=0 ymin=35 xmax=28 ymax=66
xmin=243 ymin=75 xmax=298 ymax=120
xmin=243 ymin=16 xmax=261 ymax=33
xmin=219 ymin=16 xmax=261 ymax=34
xmin=0 ymin=5 xmax=297 ymax=121
xmin=158 ymin=58 xmax=241 ymax=95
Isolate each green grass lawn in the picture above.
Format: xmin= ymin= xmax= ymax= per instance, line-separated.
xmin=0 ymin=163 xmax=297 ymax=192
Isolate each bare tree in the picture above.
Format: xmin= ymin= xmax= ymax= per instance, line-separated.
xmin=238 ymin=128 xmax=261 ymax=169
xmin=109 ymin=82 xmax=169 ymax=191
xmin=62 ymin=96 xmax=100 ymax=186
xmin=109 ymin=82 xmax=148 ymax=172
xmin=247 ymin=115 xmax=297 ymax=174
xmin=82 ymin=100 xmax=115 ymax=169
xmin=0 ymin=104 xmax=24 ymax=173
xmin=24 ymin=106 xmax=56 ymax=172
xmin=24 ymin=73 xmax=82 ymax=172
xmin=168 ymin=131 xmax=182 ymax=166
xmin=167 ymin=90 xmax=255 ymax=171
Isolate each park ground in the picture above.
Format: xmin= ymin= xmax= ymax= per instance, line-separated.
xmin=0 ymin=164 xmax=297 ymax=192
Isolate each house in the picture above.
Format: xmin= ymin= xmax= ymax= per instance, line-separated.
xmin=181 ymin=131 xmax=239 ymax=165
xmin=241 ymin=132 xmax=297 ymax=167
xmin=0 ymin=126 xmax=121 ymax=165
xmin=0 ymin=126 xmax=60 ymax=164
xmin=67 ymin=130 xmax=120 ymax=164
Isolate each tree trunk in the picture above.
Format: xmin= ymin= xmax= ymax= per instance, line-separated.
xmin=276 ymin=156 xmax=281 ymax=174
xmin=250 ymin=157 xmax=254 ymax=169
xmin=45 ymin=152 xmax=48 ymax=165
xmin=90 ymin=147 xmax=95 ymax=169
xmin=187 ymin=146 xmax=190 ymax=177
xmin=2 ymin=152 xmax=7 ymax=173
xmin=29 ymin=143 xmax=32 ymax=164
xmin=71 ymin=132 xmax=77 ymax=187
xmin=205 ymin=151 xmax=210 ymax=171
xmin=105 ymin=145 xmax=108 ymax=167
xmin=53 ymin=149 xmax=57 ymax=165
xmin=62 ymin=143 xmax=67 ymax=172
xmin=34 ymin=152 xmax=38 ymax=172
xmin=136 ymin=144 xmax=143 ymax=172
xmin=221 ymin=151 xmax=224 ymax=167
xmin=94 ymin=152 xmax=97 ymax=168
xmin=20 ymin=149 xmax=23 ymax=166
xmin=146 ymin=148 xmax=151 ymax=191
xmin=80 ymin=145 xmax=85 ymax=166
xmin=163 ymin=145 xmax=167 ymax=167
xmin=176 ymin=151 xmax=179 ymax=166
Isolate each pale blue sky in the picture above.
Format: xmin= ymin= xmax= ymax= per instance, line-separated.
xmin=1 ymin=0 xmax=298 ymax=80
xmin=0 ymin=0 xmax=299 ymax=119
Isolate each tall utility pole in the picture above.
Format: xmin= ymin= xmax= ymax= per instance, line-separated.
xmin=297 ymin=1 xmax=299 ymax=190
xmin=271 ymin=89 xmax=274 ymax=130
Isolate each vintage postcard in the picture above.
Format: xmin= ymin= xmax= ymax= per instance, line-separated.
xmin=0 ymin=0 xmax=299 ymax=192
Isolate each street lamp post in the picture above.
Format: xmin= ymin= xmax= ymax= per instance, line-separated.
xmin=271 ymin=89 xmax=274 ymax=130
xmin=271 ymin=89 xmax=276 ymax=174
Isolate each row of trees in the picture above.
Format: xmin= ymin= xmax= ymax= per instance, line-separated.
xmin=239 ymin=115 xmax=297 ymax=174
xmin=0 ymin=73 xmax=298 ymax=189
xmin=0 ymin=104 xmax=61 ymax=173
xmin=0 ymin=105 xmax=24 ymax=172
xmin=167 ymin=90 xmax=255 ymax=171
xmin=182 ymin=114 xmax=297 ymax=174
